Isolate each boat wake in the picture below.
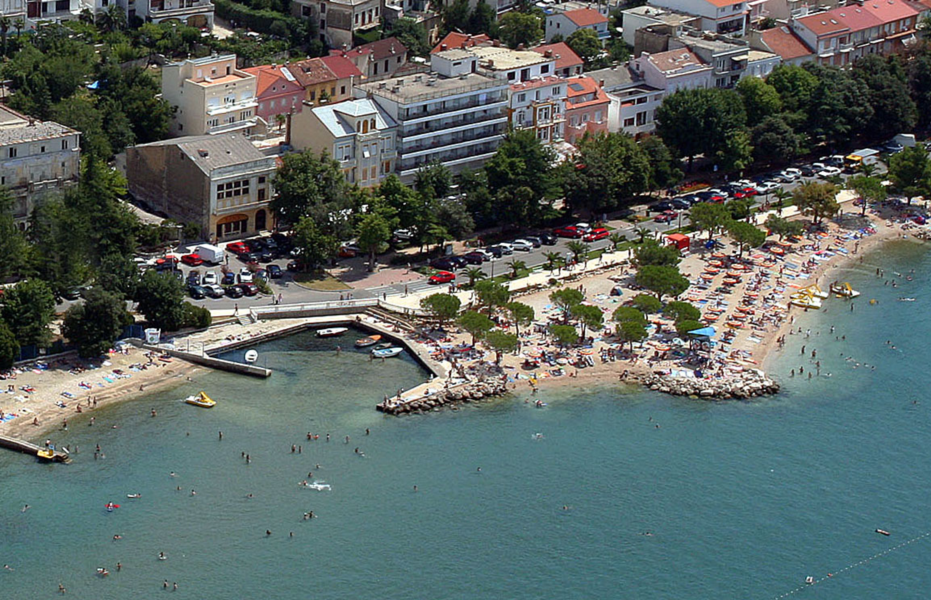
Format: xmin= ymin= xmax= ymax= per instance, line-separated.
xmin=300 ymin=480 xmax=331 ymax=491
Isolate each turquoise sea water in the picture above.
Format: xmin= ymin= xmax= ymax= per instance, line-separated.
xmin=3 ymin=240 xmax=931 ymax=599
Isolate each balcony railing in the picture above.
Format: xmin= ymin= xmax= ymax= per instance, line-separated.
xmin=402 ymin=124 xmax=507 ymax=155
xmin=400 ymin=95 xmax=507 ymax=121
xmin=400 ymin=110 xmax=505 ymax=138
xmin=399 ymin=141 xmax=501 ymax=173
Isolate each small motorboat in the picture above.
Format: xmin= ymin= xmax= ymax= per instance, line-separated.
xmin=876 ymin=529 xmax=891 ymax=536
xmin=126 ymin=493 xmax=142 ymax=499
xmin=372 ymin=347 xmax=403 ymax=359
xmin=244 ymin=349 xmax=258 ymax=363
xmin=373 ymin=342 xmax=393 ymax=351
xmin=316 ymin=327 xmax=348 ymax=338
xmin=184 ymin=391 xmax=216 ymax=408
xmin=300 ymin=481 xmax=331 ymax=491
xmin=355 ymin=334 xmax=382 ymax=348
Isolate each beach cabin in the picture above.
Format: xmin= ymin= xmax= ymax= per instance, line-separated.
xmin=665 ymin=233 xmax=690 ymax=252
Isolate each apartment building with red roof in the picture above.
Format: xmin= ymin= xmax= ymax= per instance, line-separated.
xmin=564 ymin=75 xmax=609 ymax=144
xmin=241 ymin=64 xmax=306 ymax=126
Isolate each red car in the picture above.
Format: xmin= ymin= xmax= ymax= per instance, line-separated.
xmin=238 ymin=283 xmax=259 ymax=296
xmin=429 ymin=271 xmax=456 ymax=284
xmin=181 ymin=253 xmax=204 ymax=266
xmin=226 ymin=241 xmax=250 ymax=255
xmin=654 ymin=211 xmax=678 ymax=223
xmin=553 ymin=226 xmax=583 ymax=238
xmin=583 ymin=227 xmax=610 ymax=242
xmin=734 ymin=187 xmax=759 ymax=199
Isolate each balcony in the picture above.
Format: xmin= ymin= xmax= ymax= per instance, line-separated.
xmin=149 ymin=0 xmax=213 ymax=19
xmin=839 ymin=42 xmax=854 ymax=53
xmin=399 ymin=144 xmax=500 ymax=176
xmin=401 ymin=112 xmax=507 ymax=140
xmin=206 ymin=100 xmax=258 ymax=116
xmin=207 ymin=118 xmax=258 ymax=135
xmin=402 ymin=124 xmax=507 ymax=157
xmin=401 ymin=96 xmax=508 ymax=122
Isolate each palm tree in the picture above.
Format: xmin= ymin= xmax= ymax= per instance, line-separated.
xmin=567 ymin=241 xmax=590 ymax=267
xmin=635 ymin=226 xmax=651 ymax=244
xmin=464 ymin=267 xmax=486 ymax=287
xmin=859 ymin=162 xmax=877 ymax=177
xmin=507 ymin=259 xmax=526 ymax=280
xmin=13 ymin=18 xmax=23 ymax=38
xmin=0 ymin=17 xmax=9 ymax=55
xmin=543 ymin=251 xmax=564 ymax=273
xmin=607 ymin=232 xmax=625 ymax=251
xmin=96 ymin=5 xmax=127 ymax=33
xmin=772 ymin=188 xmax=791 ymax=210
xmin=275 ymin=113 xmax=287 ymax=132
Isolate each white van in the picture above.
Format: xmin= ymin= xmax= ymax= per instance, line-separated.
xmin=194 ymin=244 xmax=225 ymax=265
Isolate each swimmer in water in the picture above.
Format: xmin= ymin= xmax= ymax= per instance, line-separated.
xmin=159 ymin=552 xmax=167 ymax=560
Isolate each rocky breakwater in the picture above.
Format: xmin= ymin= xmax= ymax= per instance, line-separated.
xmin=638 ymin=369 xmax=780 ymax=400
xmin=377 ymin=380 xmax=509 ymax=415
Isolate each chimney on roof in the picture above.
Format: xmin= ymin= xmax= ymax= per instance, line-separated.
xmin=517 ymin=43 xmax=525 ymax=50
xmin=441 ymin=43 xmax=448 ymax=50
xmin=545 ymin=50 xmax=553 ymax=58
xmin=599 ymin=79 xmax=604 ymax=87
xmin=198 ymin=149 xmax=208 ymax=157
xmin=493 ymin=39 xmax=501 ymax=47
xmin=461 ymin=42 xmax=468 ymax=49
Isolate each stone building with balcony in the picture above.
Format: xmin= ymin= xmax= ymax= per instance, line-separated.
xmin=0 ymin=106 xmax=81 ymax=229
xmin=126 ymin=134 xmax=276 ymax=241
xmin=161 ymin=54 xmax=259 ymax=137
xmin=644 ymin=0 xmax=749 ymax=37
xmin=26 ymin=0 xmax=79 ymax=22
xmin=79 ymin=0 xmax=213 ymax=28
xmin=292 ymin=0 xmax=381 ymax=48
xmin=353 ymin=51 xmax=509 ymax=182
xmin=290 ymin=98 xmax=397 ymax=187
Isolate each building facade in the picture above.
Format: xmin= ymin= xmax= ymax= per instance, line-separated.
xmin=162 ymin=54 xmax=258 ymax=137
xmin=564 ymin=75 xmax=609 ymax=144
xmin=532 ymin=42 xmax=585 ymax=78
xmin=0 ymin=106 xmax=80 ymax=229
xmin=354 ymin=55 xmax=509 ymax=182
xmin=646 ymin=0 xmax=749 ymax=37
xmin=545 ymin=7 xmax=610 ymax=42
xmin=289 ymin=55 xmax=362 ymax=105
xmin=587 ymin=66 xmax=663 ymax=137
xmin=241 ymin=63 xmax=305 ymax=127
xmin=126 ymin=134 xmax=276 ymax=241
xmin=80 ymin=0 xmax=213 ymax=28
xmin=631 ymin=48 xmax=713 ymax=93
xmin=291 ymin=0 xmax=381 ymax=48
xmin=508 ymin=76 xmax=566 ymax=144
xmin=291 ymin=98 xmax=398 ymax=187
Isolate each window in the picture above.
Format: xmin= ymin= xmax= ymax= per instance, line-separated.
xmin=341 ymin=86 xmax=346 ymax=95
xmin=216 ymin=179 xmax=251 ymax=200
xmin=594 ymin=110 xmax=602 ymax=122
xmin=40 ymin=145 xmax=45 ymax=153
xmin=623 ymin=117 xmax=634 ymax=127
xmin=541 ymin=65 xmax=549 ymax=74
xmin=310 ymin=90 xmax=316 ymax=101
xmin=636 ymin=97 xmax=647 ymax=104
xmin=383 ymin=161 xmax=391 ymax=174
xmin=508 ymin=72 xmax=516 ymax=81
xmin=62 ymin=139 xmax=69 ymax=150
xmin=258 ymin=188 xmax=266 ymax=202
xmin=8 ymin=148 xmax=15 ymax=158
xmin=553 ymin=86 xmax=561 ymax=96
xmin=373 ymin=62 xmax=379 ymax=75
xmin=259 ymin=176 xmax=266 ymax=184
xmin=518 ymin=93 xmax=526 ymax=103
xmin=331 ymin=87 xmax=336 ymax=97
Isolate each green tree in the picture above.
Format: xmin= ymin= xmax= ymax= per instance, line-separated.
xmin=613 ymin=305 xmax=647 ymax=325
xmin=574 ymin=303 xmax=603 ymax=340
xmin=433 ymin=196 xmax=475 ymax=239
xmin=0 ymin=189 xmax=27 ymax=281
xmin=633 ymin=238 xmax=680 ymax=268
xmin=907 ymin=49 xmax=931 ymax=128
xmin=635 ymin=265 xmax=689 ymax=300
xmin=136 ymin=270 xmax=185 ymax=331
xmin=888 ymin=146 xmax=931 ymax=202
xmin=563 ymin=132 xmax=650 ymax=216
xmin=767 ymin=63 xmax=819 ymax=115
xmin=567 ymin=240 xmax=590 ymax=267
xmin=506 ymin=301 xmax=535 ymax=337
xmin=549 ymin=323 xmax=579 ymax=347
xmin=458 ymin=310 xmax=494 ymax=344
xmin=727 ymin=197 xmax=753 ymax=222
xmin=764 ymin=214 xmax=804 ymax=240
xmin=464 ymin=267 xmax=487 ymax=287
xmin=716 ymin=128 xmax=753 ymax=175
xmin=61 ymin=287 xmax=131 ymax=358
xmin=420 ymin=293 xmax=461 ymax=326
xmin=484 ymin=129 xmax=558 ymax=225
xmin=735 ymin=76 xmax=782 ymax=124
xmin=726 ymin=220 xmax=766 ymax=258
xmin=663 ymin=300 xmax=700 ymax=323
xmin=378 ymin=174 xmax=422 ymax=230
xmin=484 ymin=329 xmax=518 ymax=364
xmin=549 ymin=287 xmax=584 ymax=323
xmin=467 ymin=0 xmax=497 ymax=37
xmin=607 ymin=232 xmax=626 ymax=251
xmin=641 ymin=136 xmax=683 ymax=191
xmin=751 ymin=116 xmax=799 ymax=165
xmin=498 ymin=11 xmax=542 ymax=49
xmin=848 ymin=174 xmax=887 ymax=216
xmin=803 ymin=64 xmax=873 ymax=145
xmin=793 ymin=181 xmax=839 ymax=226
xmin=414 ymin=162 xmax=452 ymax=198
xmin=543 ymin=251 xmax=564 ymax=272
xmin=474 ymin=279 xmax=510 ymax=312
xmin=356 ymin=213 xmax=391 ymax=272
xmin=387 ymin=17 xmax=430 ymax=57
xmin=688 ymin=202 xmax=732 ymax=240
xmin=634 ymin=226 xmax=651 ymax=244
xmin=271 ymin=150 xmax=352 ymax=233
xmin=443 ymin=0 xmax=471 ymax=33
xmin=632 ymin=293 xmax=662 ymax=314
xmin=507 ymin=259 xmax=526 ymax=280
xmin=0 ymin=319 xmax=18 ymax=369
xmin=617 ymin=320 xmax=647 ymax=351
xmin=292 ymin=216 xmax=338 ymax=270
xmin=1 ymin=279 xmax=56 ymax=348
xmin=565 ymin=28 xmax=602 ymax=65
xmin=97 ymin=253 xmax=140 ymax=300
xmin=675 ymin=319 xmax=705 ymax=337
xmin=655 ymin=88 xmax=747 ymax=170
xmin=852 ymin=54 xmax=917 ymax=136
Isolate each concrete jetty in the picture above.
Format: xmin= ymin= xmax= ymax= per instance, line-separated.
xmin=0 ymin=433 xmax=70 ymax=462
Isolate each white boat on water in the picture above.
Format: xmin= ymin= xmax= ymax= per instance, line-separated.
xmin=316 ymin=327 xmax=348 ymax=338
xmin=244 ymin=349 xmax=258 ymax=363
xmin=300 ymin=481 xmax=331 ymax=491
xmin=372 ymin=347 xmax=403 ymax=358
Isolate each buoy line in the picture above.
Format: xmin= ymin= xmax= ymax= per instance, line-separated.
xmin=772 ymin=530 xmax=931 ymax=599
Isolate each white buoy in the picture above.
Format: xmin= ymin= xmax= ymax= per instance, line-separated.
xmin=244 ymin=349 xmax=258 ymax=363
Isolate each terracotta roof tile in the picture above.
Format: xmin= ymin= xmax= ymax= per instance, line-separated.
xmin=563 ymin=8 xmax=608 ymax=27
xmin=532 ymin=42 xmax=584 ymax=71
xmin=319 ymin=55 xmax=363 ymax=80
xmin=759 ymin=26 xmax=815 ymax=60
xmin=431 ymin=32 xmax=492 ymax=53
xmin=241 ymin=64 xmax=303 ymax=98
xmin=356 ymin=36 xmax=408 ymax=61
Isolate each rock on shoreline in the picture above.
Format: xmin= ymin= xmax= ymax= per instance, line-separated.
xmin=377 ymin=381 xmax=509 ymax=415
xmin=635 ymin=369 xmax=780 ymax=400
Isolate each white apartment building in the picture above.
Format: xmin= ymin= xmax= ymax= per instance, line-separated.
xmin=646 ymin=0 xmax=749 ymax=37
xmin=545 ymin=7 xmax=610 ymax=42
xmin=508 ymin=76 xmax=566 ymax=144
xmin=291 ymin=98 xmax=398 ymax=188
xmin=622 ymin=5 xmax=701 ymax=47
xmin=161 ymin=54 xmax=258 ymax=138
xmin=354 ymin=53 xmax=509 ymax=182
xmin=587 ymin=66 xmax=663 ymax=137
xmin=0 ymin=0 xmax=25 ymax=22
xmin=292 ymin=0 xmax=381 ymax=48
xmin=631 ymin=48 xmax=713 ymax=93
xmin=79 ymin=0 xmax=214 ymax=28
xmin=0 ymin=106 xmax=81 ymax=228
xmin=26 ymin=0 xmax=79 ymax=23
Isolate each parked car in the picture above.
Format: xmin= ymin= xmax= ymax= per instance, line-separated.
xmin=153 ymin=256 xmax=179 ymax=271
xmin=648 ymin=201 xmax=674 ymax=213
xmin=486 ymin=245 xmax=504 ymax=259
xmin=696 ymin=191 xmax=726 ymax=203
xmin=430 ymin=257 xmax=460 ymax=271
xmin=510 ymin=239 xmax=534 ymax=252
xmin=393 ymin=228 xmax=416 ymax=241
xmin=254 ymin=269 xmax=268 ymax=282
xmin=238 ymin=283 xmax=259 ymax=296
xmin=338 ymin=246 xmax=357 ymax=258
xmin=669 ymin=198 xmax=691 ymax=210
xmin=257 ymin=250 xmax=275 ymax=263
xmin=239 ymin=268 xmax=254 ymax=283
xmin=800 ymin=165 xmax=818 ymax=177
xmin=286 ymin=260 xmax=303 ymax=272
xmin=222 ymin=272 xmax=237 ymax=286
xmin=225 ymin=285 xmax=244 ymax=298
xmin=536 ymin=232 xmax=558 ymax=245
xmin=181 ymin=253 xmax=204 ymax=266
xmin=497 ymin=242 xmax=514 ymax=255
xmin=553 ymin=226 xmax=583 ymax=238
xmin=267 ymin=264 xmax=283 ymax=279
xmin=202 ymin=271 xmax=218 ymax=285
xmin=186 ymin=273 xmax=201 ymax=287
xmin=755 ymin=181 xmax=781 ymax=194
xmin=429 ymin=271 xmax=456 ymax=284
xmin=203 ymin=284 xmax=225 ymax=298
xmin=583 ymin=227 xmax=610 ymax=242
xmin=239 ymin=252 xmax=260 ymax=265
xmin=733 ymin=187 xmax=759 ymax=199
xmin=778 ymin=168 xmax=802 ymax=182
xmin=574 ymin=222 xmax=592 ymax=233
xmin=681 ymin=194 xmax=701 ymax=206
xmin=188 ymin=284 xmax=206 ymax=299
xmin=654 ymin=211 xmax=678 ymax=223
xmin=818 ymin=166 xmax=842 ymax=178
xmin=60 ymin=288 xmax=81 ymax=301
xmin=226 ymin=241 xmax=250 ymax=255
xmin=464 ymin=251 xmax=489 ymax=265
